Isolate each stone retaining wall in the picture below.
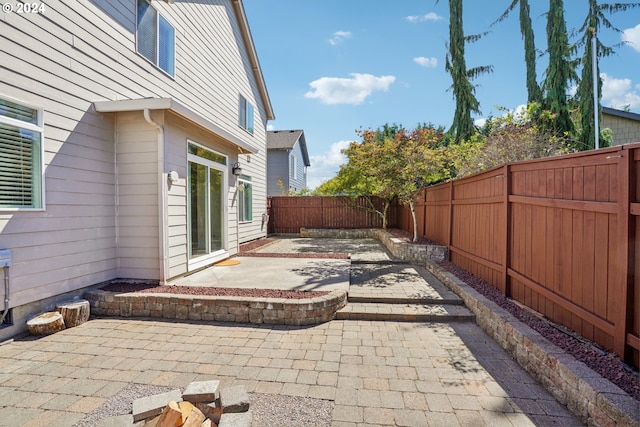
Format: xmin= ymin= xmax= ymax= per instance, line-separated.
xmin=84 ymin=289 xmax=347 ymax=326
xmin=299 ymin=228 xmax=447 ymax=263
xmin=425 ymin=261 xmax=639 ymax=427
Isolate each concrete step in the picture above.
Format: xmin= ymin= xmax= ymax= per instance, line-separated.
xmin=335 ymin=302 xmax=475 ymax=322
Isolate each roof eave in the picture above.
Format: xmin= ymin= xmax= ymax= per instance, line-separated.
xmin=602 ymin=106 xmax=640 ymax=122
xmin=93 ymin=98 xmax=260 ymax=154
xmin=232 ymin=0 xmax=275 ymax=121
xmin=298 ymin=134 xmax=311 ymax=167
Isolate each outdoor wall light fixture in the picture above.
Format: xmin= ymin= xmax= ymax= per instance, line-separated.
xmin=168 ymin=170 xmax=179 ymax=183
xmin=231 ymin=162 xmax=242 ymax=176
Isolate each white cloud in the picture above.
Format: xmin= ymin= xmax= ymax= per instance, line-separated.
xmin=475 ymin=104 xmax=528 ymax=127
xmin=307 ymin=140 xmax=351 ymax=189
xmin=413 ymin=56 xmax=438 ymax=68
xmin=266 ymin=124 xmax=275 ymax=131
xmin=474 ymin=118 xmax=487 ymax=127
xmin=622 ymin=24 xmax=640 ymax=53
xmin=304 ymin=73 xmax=396 ymax=105
xmin=329 ymin=31 xmax=352 ymax=45
xmin=405 ymin=13 xmax=443 ymax=23
xmin=601 ymin=72 xmax=640 ymax=110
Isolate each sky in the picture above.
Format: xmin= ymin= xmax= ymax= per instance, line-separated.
xmin=242 ymin=1 xmax=640 ymax=190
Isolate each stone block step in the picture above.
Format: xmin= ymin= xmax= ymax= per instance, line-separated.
xmin=335 ymin=302 xmax=475 ymax=322
xmin=348 ymin=295 xmax=463 ymax=305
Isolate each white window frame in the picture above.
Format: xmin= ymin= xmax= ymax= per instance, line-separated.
xmin=238 ymin=95 xmax=254 ymax=134
xmin=0 ymin=96 xmax=45 ymax=211
xmin=238 ymin=175 xmax=252 ymax=223
xmin=136 ymin=0 xmax=175 ymax=77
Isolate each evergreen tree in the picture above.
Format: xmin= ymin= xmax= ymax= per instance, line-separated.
xmin=544 ymin=0 xmax=575 ymax=136
xmin=443 ymin=0 xmax=492 ymax=143
xmin=576 ymin=0 xmax=639 ymax=150
xmin=493 ymin=0 xmax=542 ymax=103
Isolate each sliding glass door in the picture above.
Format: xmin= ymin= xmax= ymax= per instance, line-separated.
xmin=187 ymin=142 xmax=227 ymax=267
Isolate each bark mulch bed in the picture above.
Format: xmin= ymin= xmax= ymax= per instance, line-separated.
xmin=239 ymin=252 xmax=350 ymax=259
xmin=239 ymin=237 xmax=278 ymax=252
xmin=100 ymin=283 xmax=329 ymax=299
xmin=239 ymin=237 xmax=349 ymax=259
xmin=386 ymin=228 xmax=438 ymax=245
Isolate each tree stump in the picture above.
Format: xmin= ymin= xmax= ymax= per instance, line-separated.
xmin=56 ymin=299 xmax=90 ymax=328
xmin=27 ymin=311 xmax=65 ymax=335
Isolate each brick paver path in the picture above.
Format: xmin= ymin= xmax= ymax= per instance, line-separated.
xmin=0 ymin=317 xmax=582 ymax=426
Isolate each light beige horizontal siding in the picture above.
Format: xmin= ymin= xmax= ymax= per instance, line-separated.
xmin=115 ymin=112 xmax=160 ymax=280
xmin=0 ymin=0 xmax=268 ymax=308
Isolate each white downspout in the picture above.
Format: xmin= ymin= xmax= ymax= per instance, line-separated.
xmin=144 ymin=109 xmax=169 ymax=284
xmin=0 ymin=267 xmax=9 ymax=325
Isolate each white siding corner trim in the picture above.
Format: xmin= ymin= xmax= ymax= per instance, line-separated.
xmin=94 ymin=98 xmax=260 ymax=154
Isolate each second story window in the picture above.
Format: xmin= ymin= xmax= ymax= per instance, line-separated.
xmin=137 ymin=0 xmax=175 ymax=77
xmin=239 ymin=95 xmax=254 ymax=134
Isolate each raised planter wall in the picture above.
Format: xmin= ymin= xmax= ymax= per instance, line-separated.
xmin=299 ymin=228 xmax=447 ymax=263
xmin=426 ymin=261 xmax=639 ymax=427
xmin=85 ymin=289 xmax=347 ymax=326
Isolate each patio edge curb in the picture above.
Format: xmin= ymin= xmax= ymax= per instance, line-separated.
xmin=425 ymin=260 xmax=639 ymax=427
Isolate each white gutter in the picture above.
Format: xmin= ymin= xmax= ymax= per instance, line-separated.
xmin=143 ymin=109 xmax=169 ymax=284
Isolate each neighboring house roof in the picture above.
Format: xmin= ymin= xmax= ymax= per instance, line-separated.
xmin=94 ymin=98 xmax=260 ymax=154
xmin=602 ymin=106 xmax=640 ymax=122
xmin=267 ymin=130 xmax=311 ymax=166
xmin=232 ymin=0 xmax=275 ymax=121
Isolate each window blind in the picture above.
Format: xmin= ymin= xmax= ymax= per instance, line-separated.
xmin=158 ymin=15 xmax=175 ymax=76
xmin=137 ymin=0 xmax=157 ymax=64
xmin=0 ymin=124 xmax=40 ymax=208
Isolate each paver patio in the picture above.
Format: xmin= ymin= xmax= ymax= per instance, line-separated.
xmin=0 ymin=237 xmax=584 ymax=426
xmin=0 ymin=317 xmax=582 ymax=426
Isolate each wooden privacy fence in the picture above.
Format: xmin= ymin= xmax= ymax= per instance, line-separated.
xmin=398 ymin=143 xmax=639 ymax=367
xmin=267 ymin=196 xmax=397 ymax=234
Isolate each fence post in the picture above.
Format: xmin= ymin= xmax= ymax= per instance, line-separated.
xmin=422 ymin=188 xmax=427 ymax=241
xmin=613 ymin=149 xmax=631 ymax=362
xmin=502 ymin=164 xmax=511 ymax=297
xmin=447 ymin=181 xmax=453 ymax=261
xmin=625 ymin=146 xmax=639 ymax=367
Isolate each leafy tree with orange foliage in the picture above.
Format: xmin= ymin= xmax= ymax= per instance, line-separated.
xmin=319 ymin=124 xmax=448 ymax=241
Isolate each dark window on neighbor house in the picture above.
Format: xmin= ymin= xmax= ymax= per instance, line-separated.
xmin=289 ymin=154 xmax=297 ymax=180
xmin=0 ymin=97 xmax=43 ymax=209
xmin=239 ymin=95 xmax=254 ymax=134
xmin=137 ymin=0 xmax=175 ymax=77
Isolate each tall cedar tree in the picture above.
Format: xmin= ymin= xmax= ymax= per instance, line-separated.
xmin=444 ymin=0 xmax=481 ymax=143
xmin=577 ymin=0 xmax=639 ymax=150
xmin=544 ymin=0 xmax=575 ymax=136
xmin=493 ymin=0 xmax=542 ymax=103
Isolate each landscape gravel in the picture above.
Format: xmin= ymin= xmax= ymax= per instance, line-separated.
xmin=73 ymin=383 xmax=174 ymax=426
xmin=439 ymin=260 xmax=640 ymax=401
xmin=72 ymin=384 xmax=333 ymax=427
xmin=250 ymin=393 xmax=333 ymax=427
